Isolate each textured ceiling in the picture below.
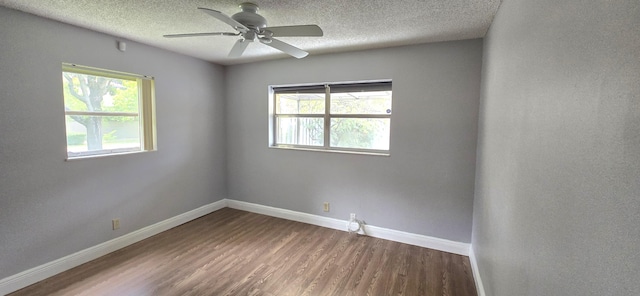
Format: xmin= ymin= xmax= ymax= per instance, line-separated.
xmin=0 ymin=0 xmax=501 ymax=65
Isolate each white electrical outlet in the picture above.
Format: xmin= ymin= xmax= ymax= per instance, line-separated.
xmin=112 ymin=219 xmax=120 ymax=230
xmin=350 ymin=213 xmax=356 ymax=222
xmin=323 ymin=202 xmax=330 ymax=212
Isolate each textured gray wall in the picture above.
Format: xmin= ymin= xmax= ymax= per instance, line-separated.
xmin=0 ymin=7 xmax=227 ymax=279
xmin=226 ymin=40 xmax=482 ymax=243
xmin=473 ymin=0 xmax=640 ymax=295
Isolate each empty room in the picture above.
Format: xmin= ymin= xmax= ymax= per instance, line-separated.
xmin=0 ymin=0 xmax=638 ymax=295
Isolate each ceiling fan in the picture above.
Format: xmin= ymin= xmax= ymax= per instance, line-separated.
xmin=164 ymin=2 xmax=323 ymax=59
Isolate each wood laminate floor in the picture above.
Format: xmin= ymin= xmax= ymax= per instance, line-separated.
xmin=10 ymin=208 xmax=477 ymax=296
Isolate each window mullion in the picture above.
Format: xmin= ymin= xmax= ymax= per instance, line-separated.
xmin=275 ymin=114 xmax=324 ymax=118
xmin=64 ymin=111 xmax=139 ymax=117
xmin=329 ymin=114 xmax=391 ymax=119
xmin=324 ymin=84 xmax=330 ymax=148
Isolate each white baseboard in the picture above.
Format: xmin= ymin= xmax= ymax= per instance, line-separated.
xmin=225 ymin=199 xmax=348 ymax=232
xmin=226 ymin=199 xmax=470 ymax=256
xmin=0 ymin=200 xmax=226 ymax=295
xmin=364 ymin=224 xmax=470 ymax=256
xmin=469 ymin=246 xmax=486 ymax=296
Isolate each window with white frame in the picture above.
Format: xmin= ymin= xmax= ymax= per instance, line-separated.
xmin=62 ymin=64 xmax=156 ymax=159
xmin=271 ymin=81 xmax=392 ymax=154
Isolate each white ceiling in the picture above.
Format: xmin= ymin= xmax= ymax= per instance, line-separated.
xmin=0 ymin=0 xmax=501 ymax=65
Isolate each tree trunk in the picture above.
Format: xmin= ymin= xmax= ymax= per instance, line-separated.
xmin=63 ymin=73 xmax=112 ymax=151
xmin=86 ymin=117 xmax=103 ymax=150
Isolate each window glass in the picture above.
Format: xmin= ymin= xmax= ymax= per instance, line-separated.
xmin=65 ymin=116 xmax=141 ymax=155
xmin=330 ymin=118 xmax=390 ymax=150
xmin=330 ymin=91 xmax=392 ymax=115
xmin=276 ymin=117 xmax=324 ymax=146
xmin=276 ymin=93 xmax=325 ymax=114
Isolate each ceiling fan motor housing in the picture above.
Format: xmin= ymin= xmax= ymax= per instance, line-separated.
xmin=232 ymin=2 xmax=267 ymax=30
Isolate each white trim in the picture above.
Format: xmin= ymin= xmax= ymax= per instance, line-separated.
xmin=225 ymin=199 xmax=470 ymax=256
xmin=226 ymin=199 xmax=347 ymax=231
xmin=0 ymin=200 xmax=226 ymax=295
xmin=469 ymin=246 xmax=486 ymax=296
xmin=269 ymin=145 xmax=391 ymax=157
xmin=364 ymin=225 xmax=470 ymax=256
xmin=62 ymin=63 xmax=154 ymax=80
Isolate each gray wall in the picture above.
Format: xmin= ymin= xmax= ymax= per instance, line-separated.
xmin=226 ymin=40 xmax=482 ymax=243
xmin=0 ymin=7 xmax=227 ymax=279
xmin=473 ymin=0 xmax=640 ymax=295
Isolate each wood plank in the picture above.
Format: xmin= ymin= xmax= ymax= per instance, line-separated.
xmin=9 ymin=208 xmax=477 ymax=296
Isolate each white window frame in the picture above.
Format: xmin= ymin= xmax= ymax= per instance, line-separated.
xmin=269 ymin=80 xmax=392 ymax=155
xmin=62 ymin=63 xmax=156 ymax=159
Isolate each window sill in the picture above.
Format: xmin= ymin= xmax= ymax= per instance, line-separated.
xmin=269 ymin=145 xmax=390 ymax=156
xmin=65 ymin=149 xmax=154 ymax=161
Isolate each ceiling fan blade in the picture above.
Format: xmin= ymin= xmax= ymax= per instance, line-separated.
xmin=229 ymin=39 xmax=250 ymax=58
xmin=263 ymin=38 xmax=308 ymax=59
xmin=163 ymin=32 xmax=239 ymax=38
xmin=264 ymin=25 xmax=323 ymax=37
xmin=197 ymin=7 xmax=248 ymax=33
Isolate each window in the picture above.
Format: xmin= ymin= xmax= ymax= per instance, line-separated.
xmin=62 ymin=64 xmax=156 ymax=159
xmin=271 ymin=81 xmax=392 ymax=154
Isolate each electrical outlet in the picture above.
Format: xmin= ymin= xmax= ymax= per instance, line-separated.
xmin=350 ymin=213 xmax=356 ymax=222
xmin=112 ymin=219 xmax=120 ymax=230
xmin=323 ymin=202 xmax=330 ymax=212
